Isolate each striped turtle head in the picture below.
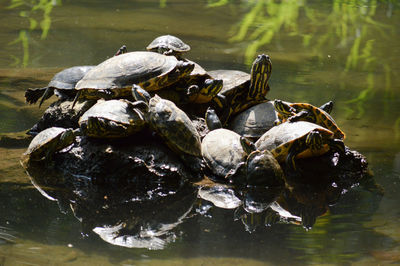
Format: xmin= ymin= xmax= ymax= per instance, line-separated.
xmin=248 ymin=54 xmax=272 ymax=99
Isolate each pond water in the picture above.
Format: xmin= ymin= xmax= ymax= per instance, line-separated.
xmin=0 ymin=0 xmax=399 ymax=265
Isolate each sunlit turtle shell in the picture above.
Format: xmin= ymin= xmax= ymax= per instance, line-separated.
xmin=146 ymin=35 xmax=191 ymax=57
xmin=79 ymin=99 xmax=146 ymax=138
xmin=74 ymin=51 xmax=194 ymax=102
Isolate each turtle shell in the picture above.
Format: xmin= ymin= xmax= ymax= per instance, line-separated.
xmin=79 ymin=99 xmax=146 ymax=138
xmin=22 ymin=127 xmax=75 ymax=162
xmin=75 ymin=51 xmax=194 ymax=100
xmin=255 ymin=121 xmax=334 ymax=162
xmin=146 ymin=35 xmax=190 ymax=55
xmin=209 ymin=69 xmax=250 ymax=98
xmin=201 ymin=128 xmax=247 ymax=178
xmin=229 ymin=101 xmax=278 ymax=141
xmin=25 ymin=65 xmax=94 ymax=104
xmin=147 ymin=95 xmax=201 ymax=157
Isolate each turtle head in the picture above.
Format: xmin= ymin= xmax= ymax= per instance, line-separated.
xmin=114 ymin=45 xmax=127 ymax=56
xmin=132 ymin=85 xmax=151 ymax=104
xmin=249 ymin=54 xmax=272 ymax=99
xmin=200 ymin=79 xmax=223 ymax=98
xmin=205 ymin=107 xmax=222 ymax=131
xmin=274 ymin=99 xmax=296 ymax=118
xmin=240 ymin=136 xmax=257 ymax=155
xmin=305 ymin=130 xmax=323 ymax=152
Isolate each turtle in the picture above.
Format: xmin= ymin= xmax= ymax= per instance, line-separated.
xmin=25 ymin=65 xmax=94 ymax=106
xmin=21 ymin=127 xmax=79 ymax=166
xmin=78 ymin=99 xmax=147 ymax=138
xmin=209 ymin=54 xmax=272 ymax=125
xmin=255 ymin=121 xmax=345 ymax=171
xmin=155 ymin=60 xmax=223 ymax=105
xmin=132 ymin=85 xmax=203 ymax=171
xmin=72 ymin=51 xmax=195 ymax=105
xmin=146 ymin=35 xmax=190 ymax=58
xmin=25 ymin=45 xmax=128 ymax=106
xmin=228 ymin=101 xmax=278 ymax=141
xmin=273 ymin=99 xmax=345 ymax=139
xmin=201 ymin=108 xmax=284 ymax=186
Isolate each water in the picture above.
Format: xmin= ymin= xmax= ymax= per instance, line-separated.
xmin=0 ymin=0 xmax=399 ymax=265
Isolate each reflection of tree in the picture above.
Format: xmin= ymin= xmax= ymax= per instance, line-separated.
xmin=222 ymin=0 xmax=398 ymax=133
xmin=7 ymin=0 xmax=61 ymax=67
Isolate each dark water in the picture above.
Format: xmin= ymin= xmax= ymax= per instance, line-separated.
xmin=0 ymin=0 xmax=399 ymax=265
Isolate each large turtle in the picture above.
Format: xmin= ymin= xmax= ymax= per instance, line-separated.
xmin=274 ymin=100 xmax=345 ymax=139
xmin=78 ymin=99 xmax=147 ymax=138
xmin=255 ymin=121 xmax=345 ymax=170
xmin=21 ymin=127 xmax=79 ymax=166
xmin=146 ymin=35 xmax=190 ymax=59
xmin=209 ymin=54 xmax=272 ymax=124
xmin=132 ymin=85 xmax=203 ymax=172
xmin=25 ymin=65 xmax=94 ymax=106
xmin=72 ymin=51 xmax=195 ymax=105
xmin=201 ymin=108 xmax=284 ymax=186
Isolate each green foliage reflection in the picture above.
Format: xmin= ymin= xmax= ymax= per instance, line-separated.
xmin=7 ymin=0 xmax=61 ymax=67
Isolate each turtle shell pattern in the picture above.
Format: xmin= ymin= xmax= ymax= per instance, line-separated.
xmin=255 ymin=121 xmax=334 ymax=162
xmin=147 ymin=95 xmax=201 ymax=157
xmin=75 ymin=51 xmax=194 ymax=99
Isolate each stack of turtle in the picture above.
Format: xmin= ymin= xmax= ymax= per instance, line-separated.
xmin=21 ymin=35 xmax=348 ymax=188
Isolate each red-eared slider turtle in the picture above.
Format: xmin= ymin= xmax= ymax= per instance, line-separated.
xmin=274 ymin=100 xmax=345 ymax=139
xmin=25 ymin=65 xmax=94 ymax=106
xmin=73 ymin=51 xmax=195 ymax=105
xmin=255 ymin=121 xmax=345 ymax=170
xmin=156 ymin=60 xmax=223 ymax=105
xmin=21 ymin=127 xmax=79 ymax=166
xmin=132 ymin=85 xmax=202 ymax=171
xmin=209 ymin=54 xmax=272 ymax=124
xmin=146 ymin=35 xmax=190 ymax=58
xmin=201 ymin=108 xmax=284 ymax=186
xmin=78 ymin=99 xmax=147 ymax=138
xmin=228 ymin=101 xmax=278 ymax=141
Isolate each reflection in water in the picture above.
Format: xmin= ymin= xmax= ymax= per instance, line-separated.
xmin=7 ymin=0 xmax=61 ymax=67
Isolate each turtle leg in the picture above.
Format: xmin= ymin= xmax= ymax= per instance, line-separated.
xmin=285 ymin=140 xmax=308 ymax=171
xmin=287 ymin=110 xmax=314 ymax=123
xmin=39 ymin=87 xmax=55 ymax=107
xmin=25 ymin=87 xmax=47 ymax=105
xmin=328 ymin=138 xmax=345 ymax=154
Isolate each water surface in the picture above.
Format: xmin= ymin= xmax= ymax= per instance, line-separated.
xmin=0 ymin=0 xmax=399 ymax=265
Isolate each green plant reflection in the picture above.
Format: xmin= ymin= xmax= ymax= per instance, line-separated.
xmin=7 ymin=0 xmax=61 ymax=67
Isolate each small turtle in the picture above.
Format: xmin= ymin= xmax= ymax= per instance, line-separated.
xmin=25 ymin=65 xmax=94 ymax=106
xmin=73 ymin=51 xmax=195 ymax=105
xmin=21 ymin=127 xmax=79 ymax=166
xmin=255 ymin=121 xmax=345 ymax=170
xmin=78 ymin=99 xmax=147 ymax=138
xmin=201 ymin=108 xmax=284 ymax=186
xmin=274 ymin=100 xmax=345 ymax=139
xmin=156 ymin=60 xmax=223 ymax=105
xmin=228 ymin=101 xmax=278 ymax=141
xmin=146 ymin=35 xmax=190 ymax=58
xmin=132 ymin=85 xmax=202 ymax=171
xmin=209 ymin=54 xmax=272 ymax=124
